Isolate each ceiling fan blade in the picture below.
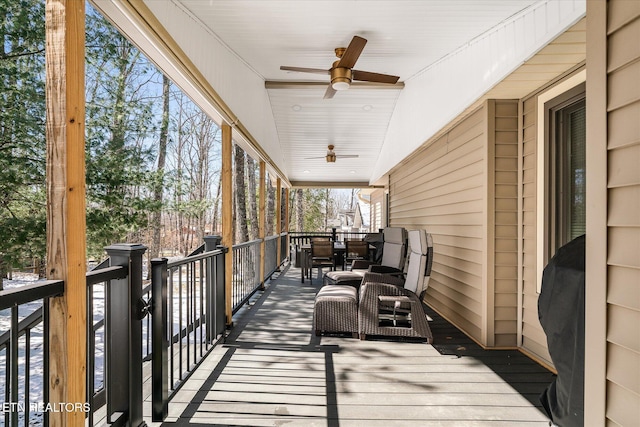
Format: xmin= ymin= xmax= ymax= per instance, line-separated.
xmin=280 ymin=66 xmax=330 ymax=75
xmin=303 ymin=155 xmax=328 ymax=159
xmin=323 ymin=85 xmax=337 ymax=99
xmin=337 ymin=35 xmax=367 ymax=69
xmin=337 ymin=154 xmax=359 ymax=159
xmin=352 ymin=69 xmax=400 ymax=84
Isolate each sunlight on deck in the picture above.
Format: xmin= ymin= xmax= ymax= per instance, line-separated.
xmin=146 ymin=264 xmax=553 ymax=426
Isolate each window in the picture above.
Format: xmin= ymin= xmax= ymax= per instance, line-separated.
xmin=546 ymin=83 xmax=586 ymax=256
xmin=536 ymin=72 xmax=586 ymax=293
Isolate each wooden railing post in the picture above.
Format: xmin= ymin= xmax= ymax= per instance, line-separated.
xmin=276 ymin=178 xmax=282 ymax=267
xmin=259 ymin=161 xmax=266 ymax=287
xmin=284 ymin=187 xmax=290 ymax=263
xmin=104 ymin=243 xmax=147 ymax=427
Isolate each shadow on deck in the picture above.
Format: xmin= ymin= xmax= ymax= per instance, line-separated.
xmin=148 ymin=263 xmax=554 ymax=426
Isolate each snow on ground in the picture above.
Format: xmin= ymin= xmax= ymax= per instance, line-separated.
xmin=1 ymin=269 xmax=203 ymax=425
xmin=1 ymin=274 xmax=106 ymax=426
xmin=1 ymin=273 xmax=47 ymax=426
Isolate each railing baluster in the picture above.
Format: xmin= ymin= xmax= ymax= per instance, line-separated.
xmin=25 ymin=329 xmax=31 ymax=424
xmin=151 ymin=257 xmax=168 ymax=421
xmin=199 ymin=259 xmax=204 ymax=358
xmin=4 ymin=343 xmax=9 ymax=427
xmin=186 ymin=262 xmax=190 ymax=373
xmin=10 ymin=305 xmax=18 ymax=427
xmin=43 ymin=300 xmax=50 ymax=427
xmin=178 ymin=264 xmax=183 ymax=381
xmin=169 ymin=269 xmax=174 ymax=389
xmin=87 ymin=283 xmax=95 ymax=427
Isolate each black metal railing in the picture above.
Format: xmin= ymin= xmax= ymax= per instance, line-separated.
xmin=85 ymin=262 xmax=129 ymax=426
xmin=0 ymin=280 xmax=64 ymax=427
xmin=264 ymin=235 xmax=279 ymax=280
xmin=0 ymin=232 xmax=289 ymax=426
xmin=280 ymin=232 xmax=288 ymax=265
xmin=149 ymin=236 xmax=226 ymax=421
xmin=231 ymin=239 xmax=261 ymax=313
xmin=289 ymin=229 xmax=370 ymax=246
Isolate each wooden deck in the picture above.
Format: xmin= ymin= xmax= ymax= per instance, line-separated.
xmin=146 ymin=264 xmax=555 ymax=426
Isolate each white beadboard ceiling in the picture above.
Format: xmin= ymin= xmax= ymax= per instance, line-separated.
xmin=95 ymin=0 xmax=586 ymax=187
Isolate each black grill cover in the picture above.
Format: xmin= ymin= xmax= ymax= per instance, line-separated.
xmin=538 ymin=234 xmax=585 ymax=427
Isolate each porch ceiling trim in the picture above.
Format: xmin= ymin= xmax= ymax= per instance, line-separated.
xmin=289 ymin=181 xmax=383 ymax=189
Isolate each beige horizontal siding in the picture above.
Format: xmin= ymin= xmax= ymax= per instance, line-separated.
xmin=604 ymin=1 xmax=640 ymax=423
xmin=389 ymin=107 xmax=487 ymax=344
xmin=389 ymin=100 xmax=520 ymax=348
xmin=520 ymin=95 xmax=551 ymax=363
xmin=491 ymin=100 xmax=519 ymax=348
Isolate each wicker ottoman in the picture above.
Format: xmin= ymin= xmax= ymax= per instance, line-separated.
xmin=313 ymin=285 xmax=358 ymax=337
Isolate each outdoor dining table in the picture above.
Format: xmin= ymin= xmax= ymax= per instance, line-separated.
xmin=299 ymin=242 xmax=346 ymax=283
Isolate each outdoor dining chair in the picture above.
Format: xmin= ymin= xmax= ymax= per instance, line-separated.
xmin=310 ymin=240 xmax=335 ymax=284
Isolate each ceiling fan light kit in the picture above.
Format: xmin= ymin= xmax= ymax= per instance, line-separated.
xmin=331 ymin=61 xmax=352 ymax=90
xmin=280 ymin=35 xmax=399 ymax=99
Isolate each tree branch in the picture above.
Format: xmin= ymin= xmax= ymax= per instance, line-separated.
xmin=0 ymin=48 xmax=45 ymax=60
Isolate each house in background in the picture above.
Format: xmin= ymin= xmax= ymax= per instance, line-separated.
xmin=336 ymin=193 xmax=371 ymax=233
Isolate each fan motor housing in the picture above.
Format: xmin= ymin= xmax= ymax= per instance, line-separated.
xmin=331 ymin=61 xmax=352 ymax=89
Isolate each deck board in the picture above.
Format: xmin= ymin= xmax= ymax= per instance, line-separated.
xmin=146 ymin=263 xmax=554 ymax=426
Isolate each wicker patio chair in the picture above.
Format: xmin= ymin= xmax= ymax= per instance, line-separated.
xmin=358 ymin=229 xmax=434 ymax=342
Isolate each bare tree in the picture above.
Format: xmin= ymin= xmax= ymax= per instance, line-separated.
xmin=247 ymin=155 xmax=259 ymax=240
xmin=266 ymin=174 xmax=276 ymax=235
xmin=166 ymin=92 xmax=221 ymax=254
xmin=296 ymin=188 xmax=304 ymax=232
xmin=234 ymin=145 xmax=248 ymax=243
xmin=149 ymin=75 xmax=170 ymax=263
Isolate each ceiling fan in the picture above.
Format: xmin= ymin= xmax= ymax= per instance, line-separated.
xmin=305 ymin=145 xmax=359 ymax=163
xmin=280 ymin=35 xmax=400 ymax=99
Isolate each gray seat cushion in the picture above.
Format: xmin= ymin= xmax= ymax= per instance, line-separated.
xmin=324 ymin=269 xmax=365 ymax=287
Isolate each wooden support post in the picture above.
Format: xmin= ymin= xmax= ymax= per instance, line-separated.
xmin=259 ymin=161 xmax=266 ymax=285
xmin=221 ymin=123 xmax=233 ymax=326
xmin=276 ymin=178 xmax=282 ymax=264
xmin=45 ymin=1 xmax=87 ymax=425
xmin=284 ymin=187 xmax=290 ymax=259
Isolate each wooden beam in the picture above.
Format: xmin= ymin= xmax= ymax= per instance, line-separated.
xmin=289 ymin=181 xmax=382 ymax=189
xmin=284 ymin=187 xmax=290 ymax=232
xmin=259 ymin=161 xmax=266 ymax=285
xmin=45 ymin=0 xmax=87 ymax=425
xmin=276 ymin=178 xmax=282 ymax=264
xmin=284 ymin=187 xmax=290 ymax=262
xmin=221 ymin=123 xmax=233 ymax=326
